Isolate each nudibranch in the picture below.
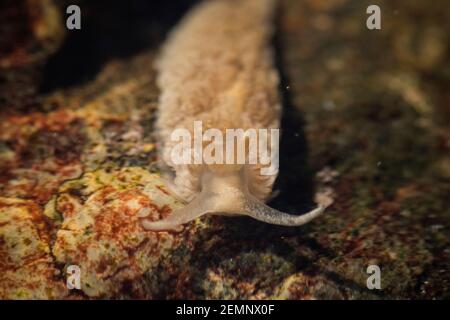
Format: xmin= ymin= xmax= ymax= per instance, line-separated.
xmin=141 ymin=0 xmax=332 ymax=231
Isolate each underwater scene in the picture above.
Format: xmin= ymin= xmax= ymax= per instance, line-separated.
xmin=0 ymin=0 xmax=449 ymax=301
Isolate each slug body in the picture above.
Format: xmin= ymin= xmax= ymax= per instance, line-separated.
xmin=142 ymin=0 xmax=331 ymax=231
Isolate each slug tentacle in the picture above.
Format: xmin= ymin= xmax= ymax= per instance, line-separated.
xmin=241 ymin=194 xmax=328 ymax=226
xmin=141 ymin=191 xmax=215 ymax=232
xmin=141 ymin=169 xmax=333 ymax=231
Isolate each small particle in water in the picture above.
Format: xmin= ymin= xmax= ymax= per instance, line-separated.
xmin=316 ymin=166 xmax=339 ymax=183
xmin=430 ymin=224 xmax=444 ymax=232
xmin=400 ymin=210 xmax=411 ymax=217
xmin=322 ymin=100 xmax=335 ymax=110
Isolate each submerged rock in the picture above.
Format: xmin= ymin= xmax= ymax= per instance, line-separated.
xmin=0 ymin=197 xmax=67 ymax=299
xmin=0 ymin=0 xmax=448 ymax=299
xmin=52 ymin=168 xmax=184 ymax=298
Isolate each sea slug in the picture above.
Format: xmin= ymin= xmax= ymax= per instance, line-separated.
xmin=141 ymin=0 xmax=332 ymax=231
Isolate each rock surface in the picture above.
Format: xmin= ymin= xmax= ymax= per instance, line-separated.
xmin=0 ymin=0 xmax=448 ymax=299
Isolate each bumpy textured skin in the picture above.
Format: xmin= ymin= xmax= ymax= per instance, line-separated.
xmin=156 ymin=0 xmax=281 ymax=202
